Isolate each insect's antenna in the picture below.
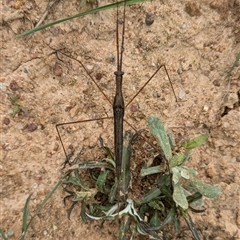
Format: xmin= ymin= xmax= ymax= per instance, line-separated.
xmin=119 ymin=0 xmax=126 ymax=71
xmin=116 ymin=0 xmax=127 ymax=72
xmin=116 ymin=1 xmax=120 ymax=71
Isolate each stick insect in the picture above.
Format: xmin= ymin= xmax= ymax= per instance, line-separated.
xmin=56 ymin=0 xmax=177 ymax=212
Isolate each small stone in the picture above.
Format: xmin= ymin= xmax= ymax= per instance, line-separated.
xmin=130 ymin=104 xmax=139 ymax=112
xmin=145 ymin=13 xmax=154 ymax=26
xmin=9 ymin=80 xmax=19 ymax=91
xmin=213 ymin=80 xmax=220 ymax=86
xmin=53 ymin=65 xmax=63 ymax=76
xmin=95 ymin=72 xmax=103 ymax=80
xmin=0 ymin=82 xmax=7 ymax=91
xmin=178 ymin=89 xmax=186 ymax=99
xmin=152 ymin=91 xmax=159 ymax=98
xmin=86 ymin=65 xmax=93 ymax=71
xmin=223 ymin=122 xmax=230 ymax=128
xmin=27 ymin=123 xmax=37 ymax=132
xmin=53 ymin=142 xmax=59 ymax=151
xmin=3 ymin=117 xmax=10 ymax=125
xmin=203 ymin=105 xmax=209 ymax=111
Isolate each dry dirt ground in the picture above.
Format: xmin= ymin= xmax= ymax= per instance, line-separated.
xmin=1 ymin=0 xmax=240 ymax=239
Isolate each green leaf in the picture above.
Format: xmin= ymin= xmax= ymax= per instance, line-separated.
xmin=141 ymin=187 xmax=161 ymax=204
xmin=150 ymin=210 xmax=161 ymax=227
xmin=13 ymin=104 xmax=20 ymax=117
xmin=140 ymin=165 xmax=163 ymax=177
xmin=119 ymin=215 xmax=130 ymax=240
xmin=170 ymin=153 xmax=186 ymax=168
xmin=173 ymin=182 xmax=188 ymax=209
xmin=186 ymin=192 xmax=202 ymax=204
xmin=148 ymin=116 xmax=172 ymax=161
xmin=108 ymin=180 xmax=118 ymax=203
xmin=70 ymin=160 xmax=114 ymax=171
xmin=148 ymin=199 xmax=164 ymax=211
xmin=73 ymin=169 xmax=90 ymax=191
xmin=172 ymin=215 xmax=181 ymax=232
xmin=181 ymin=168 xmax=190 ymax=179
xmin=96 ymin=170 xmax=109 ymax=192
xmin=172 ymin=167 xmax=181 ymax=184
xmin=149 ymin=208 xmax=176 ymax=231
xmin=188 ymin=175 xmax=221 ymax=198
xmin=183 ymin=166 xmax=198 ymax=176
xmin=80 ymin=197 xmax=88 ymax=223
xmin=157 ymin=173 xmax=171 ymax=187
xmin=184 ymin=134 xmax=209 ymax=149
xmin=167 ymin=129 xmax=175 ymax=150
xmin=67 ymin=201 xmax=78 ymax=219
xmin=22 ymin=194 xmax=33 ymax=234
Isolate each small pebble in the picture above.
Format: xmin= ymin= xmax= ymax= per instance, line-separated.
xmin=178 ymin=89 xmax=186 ymax=99
xmin=0 ymin=82 xmax=7 ymax=92
xmin=213 ymin=80 xmax=220 ymax=87
xmin=130 ymin=104 xmax=139 ymax=112
xmin=53 ymin=65 xmax=63 ymax=76
xmin=95 ymin=72 xmax=103 ymax=80
xmin=3 ymin=117 xmax=10 ymax=125
xmin=86 ymin=65 xmax=93 ymax=70
xmin=27 ymin=123 xmax=37 ymax=132
xmin=145 ymin=13 xmax=154 ymax=26
xmin=152 ymin=90 xmax=159 ymax=98
xmin=203 ymin=105 xmax=209 ymax=111
xmin=9 ymin=80 xmax=19 ymax=91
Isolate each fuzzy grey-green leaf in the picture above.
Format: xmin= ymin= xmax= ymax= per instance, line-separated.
xmin=170 ymin=153 xmax=186 ymax=168
xmin=184 ymin=134 xmax=209 ymax=149
xmin=148 ymin=115 xmax=172 ymax=161
xmin=141 ymin=187 xmax=161 ymax=204
xmin=173 ymin=183 xmax=188 ymax=209
xmin=189 ymin=175 xmax=220 ymax=198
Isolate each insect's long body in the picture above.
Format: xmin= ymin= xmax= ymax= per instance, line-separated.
xmin=113 ymin=70 xmax=124 ymax=199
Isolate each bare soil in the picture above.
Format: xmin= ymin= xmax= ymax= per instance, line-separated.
xmin=1 ymin=0 xmax=240 ymax=239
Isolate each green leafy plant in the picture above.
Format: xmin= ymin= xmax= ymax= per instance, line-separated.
xmin=8 ymin=93 xmax=27 ymax=117
xmin=60 ymin=115 xmax=220 ymax=239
